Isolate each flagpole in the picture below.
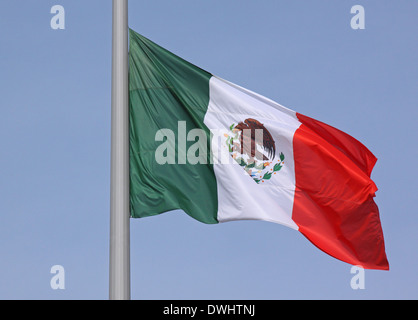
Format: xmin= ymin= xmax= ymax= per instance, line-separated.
xmin=110 ymin=0 xmax=130 ymax=300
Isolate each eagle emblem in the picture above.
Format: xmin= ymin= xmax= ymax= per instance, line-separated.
xmin=225 ymin=118 xmax=285 ymax=184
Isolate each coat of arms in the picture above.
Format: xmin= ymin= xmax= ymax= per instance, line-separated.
xmin=225 ymin=118 xmax=285 ymax=184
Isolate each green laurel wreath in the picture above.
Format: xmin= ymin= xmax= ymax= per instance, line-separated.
xmin=253 ymin=152 xmax=285 ymax=184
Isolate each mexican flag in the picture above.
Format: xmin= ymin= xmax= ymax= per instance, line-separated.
xmin=128 ymin=29 xmax=388 ymax=270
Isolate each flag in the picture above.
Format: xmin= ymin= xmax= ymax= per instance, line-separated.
xmin=128 ymin=29 xmax=388 ymax=270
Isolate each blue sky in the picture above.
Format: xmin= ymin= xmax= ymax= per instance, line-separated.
xmin=0 ymin=0 xmax=417 ymax=299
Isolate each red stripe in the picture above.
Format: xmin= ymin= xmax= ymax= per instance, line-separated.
xmin=292 ymin=113 xmax=389 ymax=270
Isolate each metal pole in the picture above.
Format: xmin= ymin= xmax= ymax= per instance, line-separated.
xmin=110 ymin=0 xmax=130 ymax=300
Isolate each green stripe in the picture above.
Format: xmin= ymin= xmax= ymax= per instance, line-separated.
xmin=129 ymin=29 xmax=218 ymax=224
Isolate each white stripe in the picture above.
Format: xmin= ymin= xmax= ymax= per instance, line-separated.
xmin=204 ymin=76 xmax=301 ymax=230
